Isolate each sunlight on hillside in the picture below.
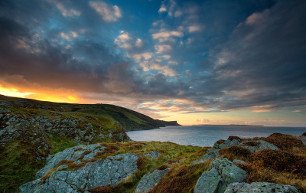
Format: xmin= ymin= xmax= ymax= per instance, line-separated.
xmin=0 ymin=85 xmax=79 ymax=103
xmin=0 ymin=85 xmax=33 ymax=98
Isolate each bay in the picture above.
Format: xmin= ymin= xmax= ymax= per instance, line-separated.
xmin=127 ymin=125 xmax=306 ymax=147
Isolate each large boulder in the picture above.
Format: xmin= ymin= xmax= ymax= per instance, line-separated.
xmin=20 ymin=144 xmax=139 ymax=193
xmin=144 ymin=151 xmax=160 ymax=159
xmin=36 ymin=144 xmax=105 ymax=178
xmin=193 ymin=136 xmax=242 ymax=164
xmin=239 ymin=140 xmax=278 ymax=152
xmin=213 ymin=137 xmax=241 ymax=149
xmin=224 ymin=182 xmax=300 ymax=193
xmin=194 ymin=158 xmax=247 ymax=193
xmin=300 ymin=133 xmax=306 ymax=145
xmin=135 ymin=168 xmax=169 ymax=193
xmin=194 ymin=148 xmax=220 ymax=164
xmin=194 ymin=168 xmax=221 ymax=193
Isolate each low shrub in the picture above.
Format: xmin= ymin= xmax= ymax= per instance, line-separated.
xmin=265 ymin=133 xmax=304 ymax=150
xmin=90 ymin=185 xmax=115 ymax=193
xmin=250 ymin=149 xmax=306 ymax=176
xmin=219 ymin=146 xmax=251 ymax=161
xmin=150 ymin=162 xmax=210 ymax=193
xmin=242 ymin=141 xmax=259 ymax=146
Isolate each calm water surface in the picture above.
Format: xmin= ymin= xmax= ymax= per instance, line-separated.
xmin=127 ymin=125 xmax=306 ymax=147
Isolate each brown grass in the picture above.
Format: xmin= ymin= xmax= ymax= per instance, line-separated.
xmin=219 ymin=146 xmax=252 ymax=161
xmin=249 ymin=149 xmax=306 ymax=176
xmin=239 ymin=148 xmax=306 ymax=192
xmin=242 ymin=140 xmax=260 ymax=146
xmin=242 ymin=165 xmax=306 ymax=193
xmin=136 ymin=156 xmax=147 ymax=170
xmin=150 ymin=162 xmax=210 ymax=193
xmin=228 ymin=136 xmax=241 ymax=141
xmin=265 ymin=133 xmax=304 ymax=150
xmin=56 ymin=159 xmax=74 ymax=167
xmin=90 ymin=185 xmax=115 ymax=193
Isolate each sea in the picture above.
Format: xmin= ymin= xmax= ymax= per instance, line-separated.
xmin=127 ymin=125 xmax=306 ymax=147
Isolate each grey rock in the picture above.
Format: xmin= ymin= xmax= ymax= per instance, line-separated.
xmin=194 ymin=158 xmax=247 ymax=193
xmin=232 ymin=159 xmax=246 ymax=165
xmin=20 ymin=153 xmax=139 ymax=193
xmin=145 ymin=151 xmax=160 ymax=159
xmin=194 ymin=167 xmax=221 ymax=193
xmin=213 ymin=139 xmax=241 ymax=149
xmin=212 ymin=158 xmax=247 ymax=192
xmin=135 ymin=168 xmax=169 ymax=193
xmin=240 ymin=140 xmax=278 ymax=152
xmin=36 ymin=144 xmax=105 ymax=178
xmin=193 ymin=148 xmax=219 ymax=164
xmin=300 ymin=136 xmax=306 ymax=145
xmin=224 ymin=182 xmax=301 ymax=193
xmin=203 ymin=148 xmax=220 ymax=160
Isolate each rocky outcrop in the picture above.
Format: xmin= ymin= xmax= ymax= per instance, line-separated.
xmin=135 ymin=168 xmax=169 ymax=193
xmin=194 ymin=167 xmax=221 ymax=193
xmin=224 ymin=182 xmax=300 ymax=193
xmin=239 ymin=140 xmax=278 ymax=152
xmin=194 ymin=136 xmax=279 ymax=164
xmin=20 ymin=144 xmax=139 ymax=193
xmin=194 ymin=158 xmax=247 ymax=193
xmin=213 ymin=137 xmax=241 ymax=149
xmin=0 ymin=112 xmax=128 ymax=148
xmin=36 ymin=144 xmax=105 ymax=178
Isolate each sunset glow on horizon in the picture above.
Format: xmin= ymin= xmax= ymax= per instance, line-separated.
xmin=1 ymin=0 xmax=306 ymax=127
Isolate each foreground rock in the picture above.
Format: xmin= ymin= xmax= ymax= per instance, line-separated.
xmin=135 ymin=168 xmax=169 ymax=193
xmin=36 ymin=144 xmax=105 ymax=178
xmin=194 ymin=158 xmax=247 ymax=193
xmin=224 ymin=182 xmax=300 ymax=193
xmin=20 ymin=144 xmax=139 ymax=193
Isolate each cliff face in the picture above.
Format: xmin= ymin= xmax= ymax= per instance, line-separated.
xmin=0 ymin=95 xmax=179 ymax=192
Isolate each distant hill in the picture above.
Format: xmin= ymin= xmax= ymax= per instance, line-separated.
xmin=0 ymin=94 xmax=179 ymax=131
xmin=0 ymin=94 xmax=179 ymax=191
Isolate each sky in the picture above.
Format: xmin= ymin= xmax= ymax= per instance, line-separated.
xmin=0 ymin=0 xmax=306 ymax=126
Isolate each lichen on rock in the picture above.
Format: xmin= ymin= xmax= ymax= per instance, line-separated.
xmin=20 ymin=144 xmax=139 ymax=193
xmin=135 ymin=168 xmax=169 ymax=193
xmin=194 ymin=158 xmax=247 ymax=193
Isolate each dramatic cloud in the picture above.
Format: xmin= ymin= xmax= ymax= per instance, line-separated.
xmin=208 ymin=0 xmax=306 ymax=110
xmin=188 ymin=24 xmax=202 ymax=33
xmin=1 ymin=0 xmax=306 ymax=125
xmin=59 ymin=31 xmax=78 ymax=40
xmin=155 ymin=44 xmax=172 ymax=53
xmin=135 ymin=38 xmax=143 ymax=48
xmin=89 ymin=1 xmax=121 ymax=22
xmin=114 ymin=31 xmax=131 ymax=49
xmin=152 ymin=30 xmax=183 ymax=42
xmin=53 ymin=1 xmax=81 ymax=17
